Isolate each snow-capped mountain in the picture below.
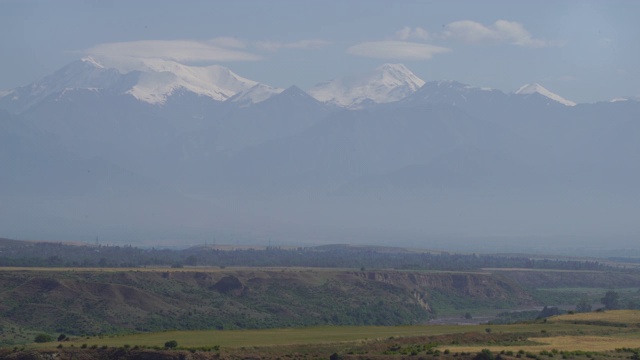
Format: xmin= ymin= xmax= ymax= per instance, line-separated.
xmin=227 ymin=83 xmax=284 ymax=107
xmin=3 ymin=57 xmax=640 ymax=250
xmin=0 ymin=58 xmax=137 ymax=113
xmin=122 ymin=58 xmax=259 ymax=104
xmin=610 ymin=96 xmax=640 ymax=103
xmin=0 ymin=57 xmax=270 ymax=112
xmin=308 ymin=63 xmax=425 ymax=108
xmin=514 ymin=83 xmax=576 ymax=106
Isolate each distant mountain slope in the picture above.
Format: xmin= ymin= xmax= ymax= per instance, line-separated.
xmin=227 ymin=83 xmax=284 ymax=107
xmin=123 ymin=58 xmax=259 ymax=104
xmin=515 ymin=83 xmax=576 ymax=106
xmin=308 ymin=63 xmax=425 ymax=108
xmin=0 ymin=58 xmax=138 ymax=113
xmin=0 ymin=57 xmax=270 ymax=113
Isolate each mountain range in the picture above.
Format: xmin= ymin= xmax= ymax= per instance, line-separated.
xmin=1 ymin=58 xmax=639 ymax=254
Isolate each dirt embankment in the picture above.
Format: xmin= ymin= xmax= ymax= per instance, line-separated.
xmin=354 ymin=270 xmax=530 ymax=300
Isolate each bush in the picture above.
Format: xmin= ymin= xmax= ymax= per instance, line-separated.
xmin=464 ymin=312 xmax=473 ymax=319
xmin=34 ymin=334 xmax=52 ymax=343
xmin=165 ymin=340 xmax=178 ymax=349
xmin=474 ymin=349 xmax=494 ymax=360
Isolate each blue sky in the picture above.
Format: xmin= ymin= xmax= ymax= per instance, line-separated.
xmin=1 ymin=0 xmax=638 ymax=103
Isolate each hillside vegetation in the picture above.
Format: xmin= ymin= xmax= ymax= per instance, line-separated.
xmin=0 ymin=267 xmax=534 ymax=342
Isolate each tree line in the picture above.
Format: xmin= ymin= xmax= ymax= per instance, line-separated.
xmin=0 ymin=240 xmax=621 ymax=272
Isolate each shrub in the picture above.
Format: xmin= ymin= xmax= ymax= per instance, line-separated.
xmin=165 ymin=340 xmax=178 ymax=349
xmin=474 ymin=349 xmax=494 ymax=360
xmin=34 ymin=334 xmax=52 ymax=343
xmin=464 ymin=312 xmax=473 ymax=319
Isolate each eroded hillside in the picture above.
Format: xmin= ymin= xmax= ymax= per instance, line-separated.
xmin=0 ymin=268 xmax=534 ymax=340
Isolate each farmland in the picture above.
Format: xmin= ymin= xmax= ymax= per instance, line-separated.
xmin=7 ymin=311 xmax=640 ymax=360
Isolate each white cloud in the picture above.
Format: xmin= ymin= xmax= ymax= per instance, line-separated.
xmin=394 ymin=26 xmax=430 ymax=41
xmin=442 ymin=20 xmax=548 ymax=48
xmin=347 ymin=41 xmax=451 ymax=60
xmin=556 ymin=75 xmax=577 ymax=82
xmin=208 ymin=37 xmax=247 ymax=49
xmin=86 ymin=39 xmax=262 ymax=63
xmin=256 ymin=39 xmax=331 ymax=52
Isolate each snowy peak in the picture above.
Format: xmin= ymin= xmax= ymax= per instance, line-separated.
xmin=0 ymin=57 xmax=271 ymax=111
xmin=0 ymin=58 xmax=128 ymax=113
xmin=515 ymin=83 xmax=576 ymax=106
xmin=80 ymin=56 xmax=105 ymax=68
xmin=308 ymin=63 xmax=425 ymax=108
xmin=123 ymin=59 xmax=259 ymax=104
xmin=376 ymin=63 xmax=424 ymax=83
xmin=227 ymin=83 xmax=283 ymax=107
xmin=610 ymin=96 xmax=640 ymax=103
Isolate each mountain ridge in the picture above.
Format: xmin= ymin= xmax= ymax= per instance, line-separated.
xmin=1 ymin=58 xmax=626 ymax=114
xmin=515 ymin=83 xmax=576 ymax=106
xmin=308 ymin=63 xmax=426 ymax=108
xmin=1 ymin=59 xmax=639 ymax=249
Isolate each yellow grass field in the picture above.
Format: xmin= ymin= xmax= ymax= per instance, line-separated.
xmin=551 ymin=310 xmax=640 ymax=325
xmin=448 ymin=334 xmax=640 ymax=353
xmin=448 ymin=310 xmax=640 ymax=353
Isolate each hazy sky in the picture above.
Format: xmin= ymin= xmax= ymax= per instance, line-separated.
xmin=1 ymin=0 xmax=639 ymax=103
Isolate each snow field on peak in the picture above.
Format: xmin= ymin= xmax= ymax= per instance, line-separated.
xmin=308 ymin=63 xmax=425 ymax=108
xmin=124 ymin=58 xmax=259 ymax=104
xmin=515 ymin=83 xmax=576 ymax=106
xmin=228 ymin=84 xmax=284 ymax=107
xmin=81 ymin=56 xmax=105 ymax=69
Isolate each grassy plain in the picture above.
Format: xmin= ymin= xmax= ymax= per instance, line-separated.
xmin=446 ymin=310 xmax=640 ymax=353
xmin=449 ymin=335 xmax=640 ymax=353
xmin=553 ymin=309 xmax=640 ymax=324
xmin=31 ymin=321 xmax=633 ymax=350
